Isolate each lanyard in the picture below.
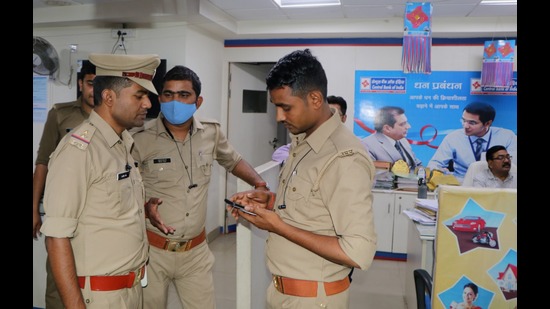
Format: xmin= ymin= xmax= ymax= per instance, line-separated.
xmin=468 ymin=129 xmax=493 ymax=160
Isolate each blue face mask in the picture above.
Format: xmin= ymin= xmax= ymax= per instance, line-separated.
xmin=160 ymin=100 xmax=197 ymax=125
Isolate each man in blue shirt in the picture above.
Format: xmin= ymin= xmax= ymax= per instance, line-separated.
xmin=427 ymin=102 xmax=517 ymax=184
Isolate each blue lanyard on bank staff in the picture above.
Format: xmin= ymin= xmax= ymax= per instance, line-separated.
xmin=468 ymin=129 xmax=492 ymax=161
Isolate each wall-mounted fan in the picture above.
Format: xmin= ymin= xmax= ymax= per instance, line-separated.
xmin=33 ymin=36 xmax=60 ymax=76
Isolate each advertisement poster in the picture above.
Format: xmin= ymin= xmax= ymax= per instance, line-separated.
xmin=353 ymin=70 xmax=517 ymax=167
xmin=433 ymin=186 xmax=517 ymax=309
xmin=33 ymin=75 xmax=49 ymax=123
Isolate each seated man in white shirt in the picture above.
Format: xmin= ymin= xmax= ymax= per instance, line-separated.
xmin=472 ymin=145 xmax=517 ymax=188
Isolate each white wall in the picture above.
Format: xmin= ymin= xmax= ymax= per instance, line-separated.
xmin=223 ymin=44 xmax=517 ymax=133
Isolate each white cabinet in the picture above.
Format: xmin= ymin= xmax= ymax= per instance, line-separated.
xmin=372 ymin=190 xmax=433 ymax=254
xmin=393 ymin=193 xmax=418 ymax=253
xmin=371 ymin=192 xmax=394 ymax=252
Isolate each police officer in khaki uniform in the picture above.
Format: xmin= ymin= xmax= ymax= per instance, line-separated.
xmin=40 ymin=53 xmax=161 ymax=309
xmin=228 ymin=49 xmax=378 ymax=309
xmin=33 ymin=60 xmax=95 ymax=309
xmin=131 ymin=65 xmax=268 ymax=309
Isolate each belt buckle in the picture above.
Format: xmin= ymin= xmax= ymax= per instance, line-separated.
xmin=173 ymin=240 xmax=188 ymax=252
xmin=272 ymin=275 xmax=284 ymax=294
xmin=136 ymin=266 xmax=143 ymax=280
xmin=163 ymin=239 xmax=172 ymax=251
xmin=164 ymin=240 xmax=179 ymax=252
xmin=166 ymin=240 xmax=191 ymax=252
xmin=182 ymin=240 xmax=193 ymax=251
xmin=128 ymin=266 xmax=143 ymax=287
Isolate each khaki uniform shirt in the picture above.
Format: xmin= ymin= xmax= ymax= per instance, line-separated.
xmin=131 ymin=114 xmax=242 ymax=240
xmin=35 ymin=97 xmax=89 ymax=165
xmin=267 ymin=112 xmax=378 ymax=282
xmin=41 ymin=111 xmax=148 ymax=276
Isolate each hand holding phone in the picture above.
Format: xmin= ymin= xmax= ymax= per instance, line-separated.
xmin=224 ymin=198 xmax=257 ymax=216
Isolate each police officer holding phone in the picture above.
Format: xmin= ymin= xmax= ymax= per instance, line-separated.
xmin=228 ymin=49 xmax=377 ymax=309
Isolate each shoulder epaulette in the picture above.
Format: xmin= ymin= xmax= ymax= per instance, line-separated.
xmin=338 ymin=148 xmax=356 ymax=157
xmin=130 ymin=128 xmax=146 ymax=136
xmin=129 ymin=123 xmax=146 ymax=135
xmin=198 ymin=118 xmax=220 ymax=125
xmin=68 ymin=124 xmax=96 ymax=151
xmin=53 ymin=101 xmax=76 ymax=110
xmin=312 ymin=148 xmax=371 ymax=192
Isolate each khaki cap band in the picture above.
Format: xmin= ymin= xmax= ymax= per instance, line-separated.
xmin=89 ymin=53 xmax=161 ymax=94
xmin=122 ymin=71 xmax=154 ymax=81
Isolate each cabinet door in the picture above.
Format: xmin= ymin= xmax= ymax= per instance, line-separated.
xmin=392 ymin=192 xmax=417 ymax=253
xmin=371 ymin=191 xmax=394 ymax=252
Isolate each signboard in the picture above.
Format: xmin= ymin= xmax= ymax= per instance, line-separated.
xmin=353 ymin=70 xmax=517 ymax=166
xmin=433 ymin=186 xmax=517 ymax=309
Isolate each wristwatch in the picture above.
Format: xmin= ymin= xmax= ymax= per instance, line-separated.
xmin=254 ymin=181 xmax=270 ymax=191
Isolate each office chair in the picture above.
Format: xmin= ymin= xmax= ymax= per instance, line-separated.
xmin=414 ymin=269 xmax=433 ymax=309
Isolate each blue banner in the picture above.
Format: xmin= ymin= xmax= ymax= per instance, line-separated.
xmin=353 ymin=70 xmax=517 ymax=166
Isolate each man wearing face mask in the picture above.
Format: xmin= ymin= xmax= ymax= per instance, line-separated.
xmin=131 ymin=65 xmax=268 ymax=309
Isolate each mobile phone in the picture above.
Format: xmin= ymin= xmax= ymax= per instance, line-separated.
xmin=224 ymin=198 xmax=257 ymax=216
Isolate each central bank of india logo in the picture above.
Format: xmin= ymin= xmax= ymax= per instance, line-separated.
xmin=360 ymin=78 xmax=371 ymax=90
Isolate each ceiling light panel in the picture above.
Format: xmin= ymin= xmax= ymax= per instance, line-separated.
xmin=479 ymin=0 xmax=517 ymax=5
xmin=274 ymin=0 xmax=341 ymax=8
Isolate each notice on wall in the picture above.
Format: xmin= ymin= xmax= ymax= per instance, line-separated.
xmin=33 ymin=75 xmax=49 ymax=123
xmin=353 ymin=70 xmax=517 ymax=166
xmin=432 ymin=185 xmax=517 ymax=309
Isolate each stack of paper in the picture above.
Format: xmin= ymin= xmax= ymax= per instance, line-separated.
xmin=373 ymin=169 xmax=395 ymax=189
xmin=403 ymin=198 xmax=439 ymax=225
xmin=416 ymin=198 xmax=438 ymax=212
xmin=412 ymin=207 xmax=436 ymax=221
xmin=372 ymin=161 xmax=395 ymax=190
xmin=403 ymin=209 xmax=435 ymax=225
xmin=394 ymin=173 xmax=419 ymax=191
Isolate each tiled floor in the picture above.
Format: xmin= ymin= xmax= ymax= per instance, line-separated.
xmin=167 ymin=232 xmax=408 ymax=309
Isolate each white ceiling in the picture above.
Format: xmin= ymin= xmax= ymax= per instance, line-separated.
xmin=33 ymin=0 xmax=517 ymax=39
